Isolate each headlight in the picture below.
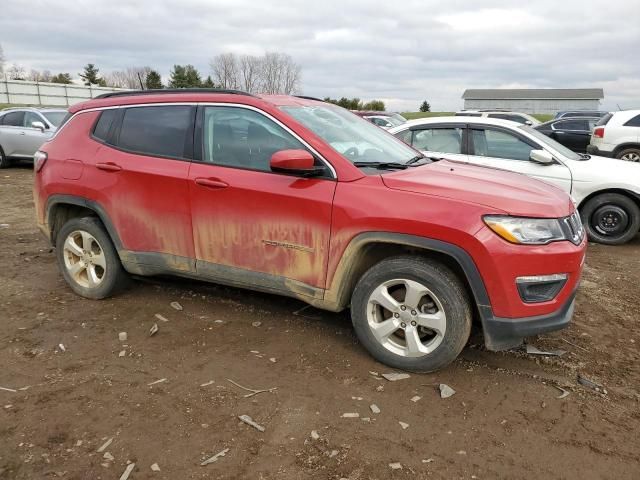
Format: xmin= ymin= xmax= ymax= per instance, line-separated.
xmin=484 ymin=215 xmax=568 ymax=245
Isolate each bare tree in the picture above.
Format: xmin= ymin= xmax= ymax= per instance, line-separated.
xmin=27 ymin=69 xmax=53 ymax=82
xmin=210 ymin=53 xmax=239 ymax=89
xmin=259 ymin=52 xmax=301 ymax=95
xmin=7 ymin=64 xmax=26 ymax=80
xmin=0 ymin=44 xmax=4 ymax=77
xmin=105 ymin=66 xmax=152 ymax=89
xmin=238 ymin=55 xmax=262 ymax=93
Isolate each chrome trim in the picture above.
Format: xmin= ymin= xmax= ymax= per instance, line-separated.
xmin=48 ymin=102 xmax=338 ymax=179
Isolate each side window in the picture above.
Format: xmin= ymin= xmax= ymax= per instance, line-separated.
xmin=117 ymin=105 xmax=193 ymax=159
xmin=394 ymin=129 xmax=413 ymax=145
xmin=624 ymin=114 xmax=640 ymax=127
xmin=2 ymin=111 xmax=25 ymax=127
xmin=24 ymin=112 xmax=43 ymax=129
xmin=92 ymin=109 xmax=118 ymax=142
xmin=555 ymin=120 xmax=585 ymax=131
xmin=412 ymin=128 xmax=463 ymax=154
xmin=202 ymin=106 xmax=306 ymax=171
xmin=471 ymin=128 xmax=534 ymax=161
xmin=455 ymin=112 xmax=481 ymax=117
xmin=488 ymin=113 xmax=527 ymax=124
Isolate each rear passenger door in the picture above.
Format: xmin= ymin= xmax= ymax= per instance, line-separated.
xmin=551 ymin=119 xmax=590 ymax=152
xmin=0 ymin=111 xmax=27 ymax=157
xmin=91 ymin=105 xmax=196 ymax=268
xmin=188 ymin=105 xmax=336 ymax=291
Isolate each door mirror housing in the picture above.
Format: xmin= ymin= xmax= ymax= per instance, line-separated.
xmin=31 ymin=121 xmax=46 ymax=132
xmin=530 ymin=149 xmax=555 ymax=165
xmin=270 ymin=149 xmax=325 ymax=176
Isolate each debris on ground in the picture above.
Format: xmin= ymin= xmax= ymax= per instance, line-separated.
xmin=457 ymin=450 xmax=467 ymax=455
xmin=389 ymin=462 xmax=402 ymax=470
xmin=381 ymin=372 xmax=410 ymax=382
xmin=170 ymin=301 xmax=183 ymax=311
xmin=97 ymin=438 xmax=113 ymax=453
xmin=370 ymin=404 xmax=380 ymax=414
xmin=58 ymin=343 xmax=66 ymax=352
xmin=200 ymin=448 xmax=230 ymax=466
xmin=238 ymin=414 xmax=265 ymax=432
xmin=562 ymin=338 xmax=590 ymax=352
xmin=0 ymin=224 xmax=9 ymax=228
xmin=399 ymin=421 xmax=409 ymax=429
xmin=352 ymin=396 xmax=363 ymax=400
xmin=118 ymin=332 xmax=127 ymax=342
xmin=147 ymin=378 xmax=167 ymax=386
xmin=214 ymin=319 xmax=224 ymax=324
xmin=252 ymin=321 xmax=262 ymax=327
xmin=200 ymin=380 xmax=215 ymax=387
xmin=227 ymin=378 xmax=277 ymax=398
xmin=269 ymin=357 xmax=276 ymax=363
xmin=311 ymin=430 xmax=320 ymax=440
xmin=149 ymin=323 xmax=159 ymax=336
xmin=422 ymin=458 xmax=434 ymax=463
xmin=150 ymin=463 xmax=160 ymax=471
xmin=411 ymin=396 xmax=422 ymax=402
xmin=292 ymin=304 xmax=322 ymax=320
xmin=439 ymin=384 xmax=456 ymax=398
xmin=0 ymin=386 xmax=17 ymax=393
xmin=376 ymin=385 xmax=384 ymax=392
xmin=103 ymin=452 xmax=114 ymax=461
xmin=119 ymin=462 xmax=135 ymax=480
xmin=342 ymin=412 xmax=360 ymax=418
xmin=554 ymin=385 xmax=571 ymax=399
xmin=361 ymin=417 xmax=371 ymax=422
xmin=577 ymin=374 xmax=607 ymax=394
xmin=155 ymin=314 xmax=169 ymax=323
xmin=525 ymin=344 xmax=567 ymax=356
xmin=119 ymin=350 xmax=126 ymax=357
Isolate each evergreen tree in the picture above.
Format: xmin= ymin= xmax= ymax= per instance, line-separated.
xmin=419 ymin=100 xmax=431 ymax=112
xmin=79 ymin=63 xmax=103 ymax=86
xmin=145 ymin=70 xmax=163 ymax=89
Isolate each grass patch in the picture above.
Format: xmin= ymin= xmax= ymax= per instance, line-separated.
xmin=401 ymin=112 xmax=454 ymax=120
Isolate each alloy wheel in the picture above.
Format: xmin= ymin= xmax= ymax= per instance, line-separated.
xmin=62 ymin=230 xmax=107 ymax=288
xmin=621 ymin=151 xmax=640 ymax=162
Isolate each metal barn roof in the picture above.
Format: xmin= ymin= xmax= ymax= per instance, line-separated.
xmin=462 ymin=88 xmax=604 ymax=100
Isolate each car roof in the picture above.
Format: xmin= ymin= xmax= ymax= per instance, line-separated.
xmin=68 ymin=89 xmax=324 ymax=114
xmin=0 ymin=106 xmax=67 ymax=115
xmin=390 ymin=115 xmax=525 ymax=131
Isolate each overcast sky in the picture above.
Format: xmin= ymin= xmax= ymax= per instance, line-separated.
xmin=1 ymin=0 xmax=638 ymax=111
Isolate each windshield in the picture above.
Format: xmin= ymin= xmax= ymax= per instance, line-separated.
xmin=42 ymin=111 xmax=67 ymax=127
xmin=518 ymin=125 xmax=582 ymax=161
xmin=280 ymin=104 xmax=420 ymax=164
xmin=389 ymin=113 xmax=407 ymax=125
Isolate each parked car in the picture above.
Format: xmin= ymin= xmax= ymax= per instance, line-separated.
xmin=0 ymin=107 xmax=68 ymax=168
xmin=351 ymin=111 xmax=407 ymax=129
xmin=534 ymin=117 xmax=600 ymax=152
xmin=390 ymin=116 xmax=640 ymax=245
xmin=34 ymin=90 xmax=586 ymax=372
xmin=587 ymin=110 xmax=640 ymax=162
xmin=554 ymin=110 xmax=609 ymax=119
xmin=454 ymin=110 xmax=541 ymax=126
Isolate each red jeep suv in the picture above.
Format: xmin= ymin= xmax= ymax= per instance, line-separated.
xmin=33 ymin=89 xmax=586 ymax=372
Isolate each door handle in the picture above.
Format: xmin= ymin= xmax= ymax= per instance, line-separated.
xmin=96 ymin=162 xmax=122 ymax=172
xmin=195 ymin=178 xmax=229 ymax=189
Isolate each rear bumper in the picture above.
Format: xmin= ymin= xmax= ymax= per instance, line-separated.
xmin=586 ymin=145 xmax=613 ymax=157
xmin=481 ymin=287 xmax=577 ymax=351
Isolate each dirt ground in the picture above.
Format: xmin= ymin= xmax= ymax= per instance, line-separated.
xmin=1 ymin=165 xmax=639 ymax=480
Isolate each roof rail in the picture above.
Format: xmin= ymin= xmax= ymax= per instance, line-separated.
xmin=294 ymin=95 xmax=325 ymax=102
xmin=94 ymin=88 xmax=256 ymax=99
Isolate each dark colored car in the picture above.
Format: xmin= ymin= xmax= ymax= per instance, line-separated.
xmin=535 ymin=117 xmax=600 ymax=153
xmin=554 ymin=111 xmax=609 ymax=120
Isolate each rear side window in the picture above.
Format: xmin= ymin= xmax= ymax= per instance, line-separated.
xmin=596 ymin=113 xmax=613 ymax=126
xmin=488 ymin=113 xmax=527 ymax=124
xmin=554 ymin=120 xmax=586 ymax=131
xmin=1 ymin=111 xmax=25 ymax=126
xmin=412 ymin=127 xmax=463 ymax=154
xmin=117 ymin=106 xmax=193 ymax=159
xmin=624 ymin=114 xmax=640 ymax=127
xmin=92 ymin=110 xmax=118 ymax=142
xmin=455 ymin=112 xmax=481 ymax=117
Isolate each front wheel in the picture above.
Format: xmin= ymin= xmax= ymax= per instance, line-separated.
xmin=351 ymin=256 xmax=472 ymax=372
xmin=581 ymin=193 xmax=640 ymax=245
xmin=616 ymin=147 xmax=640 ymax=162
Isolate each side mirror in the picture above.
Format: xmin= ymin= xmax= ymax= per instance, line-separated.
xmin=270 ymin=149 xmax=325 ymax=177
xmin=530 ymin=149 xmax=555 ymax=165
xmin=524 ymin=120 xmax=533 ymax=126
xmin=31 ymin=121 xmax=46 ymax=132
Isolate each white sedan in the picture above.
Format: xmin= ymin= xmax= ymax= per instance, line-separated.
xmin=389 ymin=117 xmax=640 ymax=245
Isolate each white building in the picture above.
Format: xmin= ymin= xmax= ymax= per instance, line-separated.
xmin=462 ymin=88 xmax=604 ymax=114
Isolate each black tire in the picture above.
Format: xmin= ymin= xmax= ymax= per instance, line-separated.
xmin=615 ymin=147 xmax=640 ymax=163
xmin=55 ymin=216 xmax=129 ymax=299
xmin=351 ymin=256 xmax=472 ymax=372
xmin=0 ymin=146 xmax=11 ymax=169
xmin=580 ymin=193 xmax=640 ymax=245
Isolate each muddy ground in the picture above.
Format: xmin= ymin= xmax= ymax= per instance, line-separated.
xmin=1 ymin=165 xmax=639 ymax=480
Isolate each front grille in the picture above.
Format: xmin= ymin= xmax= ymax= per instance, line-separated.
xmin=563 ymin=211 xmax=585 ymax=245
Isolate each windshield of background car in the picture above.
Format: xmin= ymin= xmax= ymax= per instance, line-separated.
xmin=389 ymin=113 xmax=407 ymax=125
xmin=519 ymin=125 xmax=582 ymax=160
xmin=42 ymin=111 xmax=67 ymax=127
xmin=280 ymin=104 xmax=421 ymax=164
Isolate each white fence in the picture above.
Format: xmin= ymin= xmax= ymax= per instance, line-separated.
xmin=0 ymin=79 xmax=130 ymax=107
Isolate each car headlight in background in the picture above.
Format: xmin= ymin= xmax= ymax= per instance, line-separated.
xmin=484 ymin=215 xmax=583 ymax=245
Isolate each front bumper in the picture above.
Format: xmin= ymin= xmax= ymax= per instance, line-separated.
xmin=586 ymin=145 xmax=613 ymax=157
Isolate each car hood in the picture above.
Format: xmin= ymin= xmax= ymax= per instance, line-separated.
xmin=382 ymin=160 xmax=574 ymax=218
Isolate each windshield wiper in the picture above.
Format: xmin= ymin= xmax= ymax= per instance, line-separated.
xmin=353 ymin=161 xmax=410 ymax=170
xmin=406 ymin=155 xmax=426 ymax=165
xmin=579 ymin=153 xmax=591 ymax=160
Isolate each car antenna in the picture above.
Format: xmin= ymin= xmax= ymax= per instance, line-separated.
xmin=137 ymin=72 xmax=145 ymax=90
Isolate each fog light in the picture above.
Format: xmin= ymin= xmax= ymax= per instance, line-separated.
xmin=516 ymin=274 xmax=567 ymax=303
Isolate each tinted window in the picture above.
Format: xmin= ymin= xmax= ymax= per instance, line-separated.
xmin=394 ymin=129 xmax=413 ymax=144
xmin=412 ymin=127 xmax=463 ymax=154
xmin=42 ymin=111 xmax=67 ymax=127
xmin=624 ymin=114 xmax=640 ymax=127
xmin=596 ymin=113 xmax=613 ymax=126
xmin=203 ymin=106 xmax=305 ymax=171
xmin=471 ymin=128 xmax=534 ymax=161
xmin=488 ymin=113 xmax=527 ymax=124
xmin=554 ymin=120 xmax=586 ymax=131
xmin=455 ymin=112 xmax=481 ymax=117
xmin=117 ymin=106 xmax=193 ymax=158
xmin=370 ymin=117 xmax=392 ymax=127
xmin=93 ymin=110 xmax=117 ymax=142
xmin=1 ymin=111 xmax=25 ymax=126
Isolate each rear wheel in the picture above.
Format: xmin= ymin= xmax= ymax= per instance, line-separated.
xmin=55 ymin=217 xmax=129 ymax=299
xmin=616 ymin=147 xmax=640 ymax=162
xmin=351 ymin=256 xmax=472 ymax=372
xmin=0 ymin=146 xmax=11 ymax=169
xmin=581 ymin=193 xmax=640 ymax=245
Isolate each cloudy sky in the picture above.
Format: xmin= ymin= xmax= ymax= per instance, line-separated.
xmin=1 ymin=0 xmax=638 ymax=111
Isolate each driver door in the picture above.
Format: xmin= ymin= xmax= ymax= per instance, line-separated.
xmin=466 ymin=126 xmax=572 ymax=193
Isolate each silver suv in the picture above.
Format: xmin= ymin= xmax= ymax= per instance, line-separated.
xmin=0 ymin=107 xmax=68 ymax=168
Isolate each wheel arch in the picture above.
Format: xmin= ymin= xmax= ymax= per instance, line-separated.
xmin=612 ymin=143 xmax=640 ymax=158
xmin=577 ymin=188 xmax=640 ymax=212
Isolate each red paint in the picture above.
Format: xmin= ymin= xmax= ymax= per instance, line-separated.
xmin=35 ymin=92 xmax=586 ymax=322
xmin=270 ymin=149 xmax=315 ymax=170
